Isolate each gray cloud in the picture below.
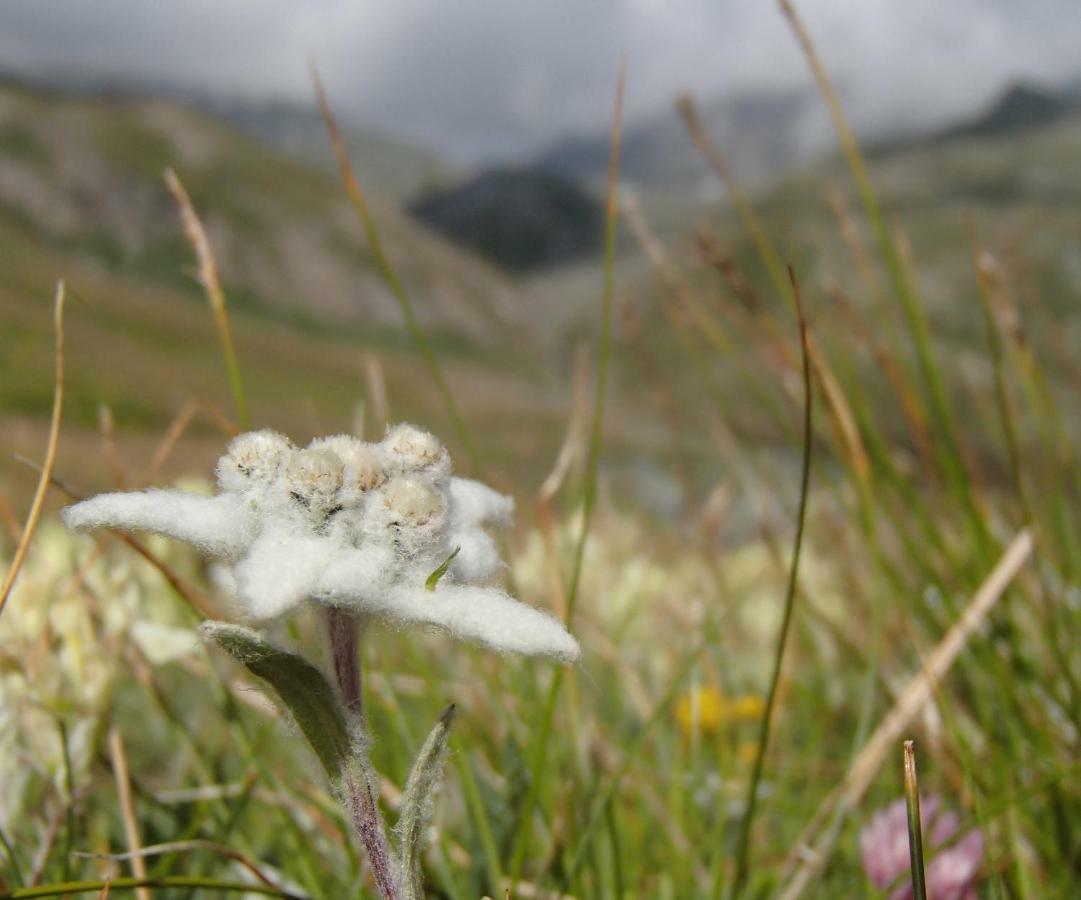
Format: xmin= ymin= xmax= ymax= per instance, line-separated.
xmin=0 ymin=1 xmax=1079 ymax=161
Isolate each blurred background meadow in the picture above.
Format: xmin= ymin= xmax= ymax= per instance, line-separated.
xmin=2 ymin=1 xmax=1081 ymax=896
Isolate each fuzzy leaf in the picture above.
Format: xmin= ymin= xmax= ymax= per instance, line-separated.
xmin=395 ymin=704 xmax=456 ymax=899
xmin=201 ymin=621 xmax=351 ymax=779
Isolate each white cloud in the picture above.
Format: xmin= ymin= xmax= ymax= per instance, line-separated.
xmin=0 ymin=0 xmax=1078 ymax=161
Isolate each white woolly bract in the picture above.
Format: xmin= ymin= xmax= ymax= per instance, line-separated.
xmin=449 ymin=528 xmax=505 ymax=582
xmin=61 ymin=490 xmax=256 ymax=560
xmin=326 ymin=581 xmax=580 ymax=663
xmin=449 ymin=477 xmax=514 ymax=527
xmin=233 ymin=525 xmax=341 ymax=620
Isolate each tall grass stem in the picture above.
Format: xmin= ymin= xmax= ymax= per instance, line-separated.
xmin=902 ymin=741 xmax=928 ymax=900
xmin=728 ymin=267 xmax=813 ymax=899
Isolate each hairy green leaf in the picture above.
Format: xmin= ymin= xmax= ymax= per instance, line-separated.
xmin=395 ymin=704 xmax=456 ymax=899
xmin=201 ymin=621 xmax=350 ymax=779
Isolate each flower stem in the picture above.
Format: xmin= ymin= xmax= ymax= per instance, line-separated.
xmin=325 ymin=606 xmax=365 ymax=720
xmin=322 ymin=607 xmax=401 ymax=900
xmin=342 ymin=768 xmax=401 ymax=900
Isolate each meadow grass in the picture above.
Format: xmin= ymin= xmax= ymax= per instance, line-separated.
xmin=3 ymin=5 xmax=1081 ymax=899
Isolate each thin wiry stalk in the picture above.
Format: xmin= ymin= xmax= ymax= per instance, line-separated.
xmin=0 ymin=283 xmax=64 ymax=620
xmin=164 ymin=169 xmax=250 ymax=430
xmin=108 ymin=729 xmax=150 ymax=900
xmin=309 ymin=65 xmax=479 ymax=471
xmin=728 ymin=267 xmax=813 ymax=900
xmin=75 ymin=840 xmax=291 ymax=894
xmin=903 ymin=741 xmax=929 ymax=900
xmin=0 ymin=877 xmax=307 ymax=899
xmin=508 ymin=60 xmax=626 ymax=884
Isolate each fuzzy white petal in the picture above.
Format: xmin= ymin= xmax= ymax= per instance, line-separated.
xmin=450 ymin=528 xmax=505 ymax=582
xmin=313 ymin=543 xmax=399 ymax=608
xmin=232 ymin=525 xmax=339 ymax=620
xmin=355 ymin=583 xmax=580 ymax=662
xmin=449 ymin=477 xmax=514 ymax=528
xmin=61 ymin=490 xmax=256 ymax=559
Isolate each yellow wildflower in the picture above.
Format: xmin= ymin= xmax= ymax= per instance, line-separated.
xmin=676 ymin=685 xmax=764 ymax=738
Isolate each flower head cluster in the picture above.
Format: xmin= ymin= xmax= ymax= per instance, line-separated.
xmin=63 ymin=424 xmax=579 ymax=662
xmin=860 ymin=794 xmax=983 ymax=900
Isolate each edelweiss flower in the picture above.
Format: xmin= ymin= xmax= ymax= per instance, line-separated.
xmin=63 ymin=425 xmax=580 ymax=662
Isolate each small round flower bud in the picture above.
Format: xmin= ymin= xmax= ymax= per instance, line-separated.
xmin=216 ymin=430 xmax=293 ymax=494
xmin=309 ymin=435 xmax=387 ymax=494
xmin=383 ymin=423 xmax=449 ymax=477
xmin=380 ymin=475 xmax=446 ymax=526
xmin=287 ymin=448 xmax=345 ymax=514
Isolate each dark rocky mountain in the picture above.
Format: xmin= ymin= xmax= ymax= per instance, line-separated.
xmin=934 ymin=82 xmax=1080 ymax=142
xmin=409 ymin=167 xmax=603 ymax=272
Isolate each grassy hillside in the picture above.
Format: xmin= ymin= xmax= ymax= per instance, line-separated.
xmin=0 ymin=80 xmax=518 ymax=344
xmin=0 ymin=81 xmax=578 ymax=501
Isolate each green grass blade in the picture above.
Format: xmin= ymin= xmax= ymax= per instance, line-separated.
xmin=728 ymin=269 xmax=814 ymax=899
xmin=0 ymin=877 xmax=305 ymax=899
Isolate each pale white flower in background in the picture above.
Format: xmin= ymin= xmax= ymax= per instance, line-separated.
xmin=63 ymin=424 xmax=580 ymax=662
xmin=0 ymin=522 xmax=202 ymax=827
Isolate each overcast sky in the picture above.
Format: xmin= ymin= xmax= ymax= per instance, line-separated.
xmin=1 ymin=1 xmax=1079 ymax=162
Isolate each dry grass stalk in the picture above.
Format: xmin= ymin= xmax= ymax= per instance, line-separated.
xmin=164 ymin=168 xmax=249 ymax=429
xmin=0 ymin=283 xmax=65 ymax=618
xmin=108 ymin=728 xmax=150 ymax=900
xmin=97 ymin=403 xmax=126 ymax=489
xmin=142 ymin=398 xmax=200 ymax=485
